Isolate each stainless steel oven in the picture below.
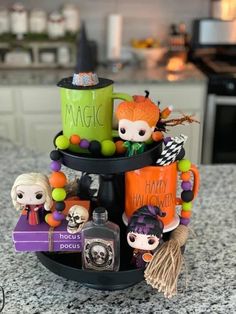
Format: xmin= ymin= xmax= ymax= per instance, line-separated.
xmin=202 ymin=94 xmax=236 ymax=163
xmin=191 ymin=19 xmax=236 ymax=164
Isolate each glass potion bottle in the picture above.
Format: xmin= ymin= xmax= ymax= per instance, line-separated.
xmin=81 ymin=207 xmax=120 ymax=271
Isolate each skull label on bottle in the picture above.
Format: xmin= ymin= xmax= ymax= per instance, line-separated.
xmin=83 ymin=238 xmax=114 ymax=271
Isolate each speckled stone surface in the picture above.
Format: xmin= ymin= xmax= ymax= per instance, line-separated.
xmin=0 ymin=63 xmax=206 ymax=86
xmin=0 ymin=138 xmax=235 ymax=314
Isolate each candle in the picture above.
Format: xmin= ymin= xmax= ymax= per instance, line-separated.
xmin=106 ymin=14 xmax=122 ymax=61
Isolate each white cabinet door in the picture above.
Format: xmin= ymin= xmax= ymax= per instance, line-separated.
xmin=0 ymin=115 xmax=17 ymax=142
xmin=0 ymin=88 xmax=14 ymax=112
xmin=0 ymin=86 xmax=62 ymax=152
xmin=17 ymin=87 xmax=61 ymax=152
xmin=20 ymin=87 xmax=60 ymax=113
xmin=114 ymin=83 xmax=206 ymax=110
xmin=0 ymin=88 xmax=17 ymax=142
xmin=23 ymin=114 xmax=61 ymax=153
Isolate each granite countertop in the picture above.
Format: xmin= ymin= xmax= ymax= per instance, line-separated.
xmin=0 ymin=138 xmax=235 ymax=314
xmin=0 ymin=63 xmax=206 ymax=86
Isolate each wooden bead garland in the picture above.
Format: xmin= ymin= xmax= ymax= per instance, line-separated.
xmin=55 ymin=134 xmax=128 ymax=157
xmin=46 ymin=150 xmax=68 ymax=227
xmin=178 ymin=160 xmax=194 ymax=226
xmin=54 ymin=131 xmax=163 ymax=157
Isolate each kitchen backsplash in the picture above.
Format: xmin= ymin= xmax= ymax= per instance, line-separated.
xmin=0 ymin=0 xmax=210 ymax=59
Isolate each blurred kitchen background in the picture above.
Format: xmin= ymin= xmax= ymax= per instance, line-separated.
xmin=0 ymin=0 xmax=236 ymax=164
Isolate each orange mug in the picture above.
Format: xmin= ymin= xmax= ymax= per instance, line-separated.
xmin=124 ymin=162 xmax=199 ymax=232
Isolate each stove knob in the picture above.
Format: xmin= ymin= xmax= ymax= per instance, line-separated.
xmin=226 ymin=82 xmax=235 ymax=91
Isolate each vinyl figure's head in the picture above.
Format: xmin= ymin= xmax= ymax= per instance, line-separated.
xmin=116 ymin=92 xmax=160 ymax=142
xmin=11 ymin=173 xmax=53 ymax=211
xmin=127 ymin=205 xmax=165 ymax=251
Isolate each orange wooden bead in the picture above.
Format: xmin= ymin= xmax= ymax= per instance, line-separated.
xmin=181 ymin=210 xmax=192 ymax=219
xmin=49 ymin=171 xmax=67 ymax=188
xmin=45 ymin=213 xmax=61 ymax=227
xmin=143 ymin=252 xmax=153 ymax=262
xmin=70 ymin=134 xmax=81 ymax=145
xmin=152 ymin=131 xmax=163 ymax=142
xmin=181 ymin=171 xmax=191 ymax=181
xmin=115 ymin=140 xmax=127 ymax=154
xmin=21 ymin=209 xmax=27 ymax=216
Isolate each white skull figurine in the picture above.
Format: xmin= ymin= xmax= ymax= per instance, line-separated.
xmin=91 ymin=244 xmax=107 ymax=265
xmin=66 ymin=205 xmax=89 ymax=234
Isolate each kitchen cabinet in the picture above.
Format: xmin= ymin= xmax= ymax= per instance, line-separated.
xmin=0 ymin=88 xmax=17 ymax=142
xmin=0 ymin=86 xmax=61 ymax=152
xmin=0 ymin=114 xmax=17 ymax=142
xmin=0 ymin=81 xmax=206 ymax=164
xmin=23 ymin=114 xmax=61 ymax=152
xmin=19 ymin=87 xmax=61 ymax=150
xmin=19 ymin=87 xmax=61 ymax=152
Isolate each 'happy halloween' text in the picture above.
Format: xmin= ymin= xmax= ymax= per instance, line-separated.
xmin=130 ymin=179 xmax=176 ymax=209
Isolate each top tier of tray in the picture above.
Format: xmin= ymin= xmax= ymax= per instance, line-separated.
xmin=55 ymin=132 xmax=163 ymax=174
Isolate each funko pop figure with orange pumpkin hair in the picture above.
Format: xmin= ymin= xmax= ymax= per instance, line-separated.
xmin=116 ymin=91 xmax=160 ymax=156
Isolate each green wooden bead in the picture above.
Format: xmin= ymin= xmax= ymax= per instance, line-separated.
xmin=55 ymin=135 xmax=70 ymax=150
xmin=52 ymin=188 xmax=66 ymax=201
xmin=145 ymin=137 xmax=153 ymax=145
xmin=182 ymin=201 xmax=192 ymax=211
xmin=178 ymin=159 xmax=191 ymax=172
xmin=101 ymin=140 xmax=116 ymax=156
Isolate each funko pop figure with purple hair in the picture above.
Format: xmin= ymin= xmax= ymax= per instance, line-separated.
xmin=127 ymin=205 xmax=165 ymax=268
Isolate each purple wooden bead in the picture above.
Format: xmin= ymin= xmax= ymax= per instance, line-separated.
xmin=79 ymin=139 xmax=90 ymax=149
xmin=164 ymin=137 xmax=172 ymax=145
xmin=53 ymin=211 xmax=65 ymax=221
xmin=180 ymin=217 xmax=190 ymax=226
xmin=50 ymin=160 xmax=61 ymax=172
xmin=181 ymin=181 xmax=192 ymax=191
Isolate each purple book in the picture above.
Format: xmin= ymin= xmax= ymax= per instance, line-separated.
xmin=14 ymin=241 xmax=82 ymax=252
xmin=12 ymin=215 xmax=82 ymax=252
xmin=13 ymin=215 xmax=82 ymax=242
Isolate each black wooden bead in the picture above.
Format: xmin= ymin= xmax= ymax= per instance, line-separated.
xmin=181 ymin=190 xmax=194 ymax=202
xmin=50 ymin=150 xmax=61 ymax=161
xmin=55 ymin=201 xmax=66 ymax=212
xmin=88 ymin=140 xmax=101 ymax=156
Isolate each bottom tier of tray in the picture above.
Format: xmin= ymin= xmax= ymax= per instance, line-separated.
xmin=36 ymin=231 xmax=145 ymax=290
xmin=36 ymin=250 xmax=144 ymax=291
xmin=36 ymin=230 xmax=175 ymax=290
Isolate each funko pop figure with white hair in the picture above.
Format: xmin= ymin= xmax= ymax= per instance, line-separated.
xmin=11 ymin=173 xmax=53 ymax=226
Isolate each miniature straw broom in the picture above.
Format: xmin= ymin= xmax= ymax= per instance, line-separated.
xmin=144 ymin=224 xmax=189 ymax=298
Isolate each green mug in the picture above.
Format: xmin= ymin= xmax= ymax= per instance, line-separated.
xmin=58 ymin=77 xmax=132 ymax=153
